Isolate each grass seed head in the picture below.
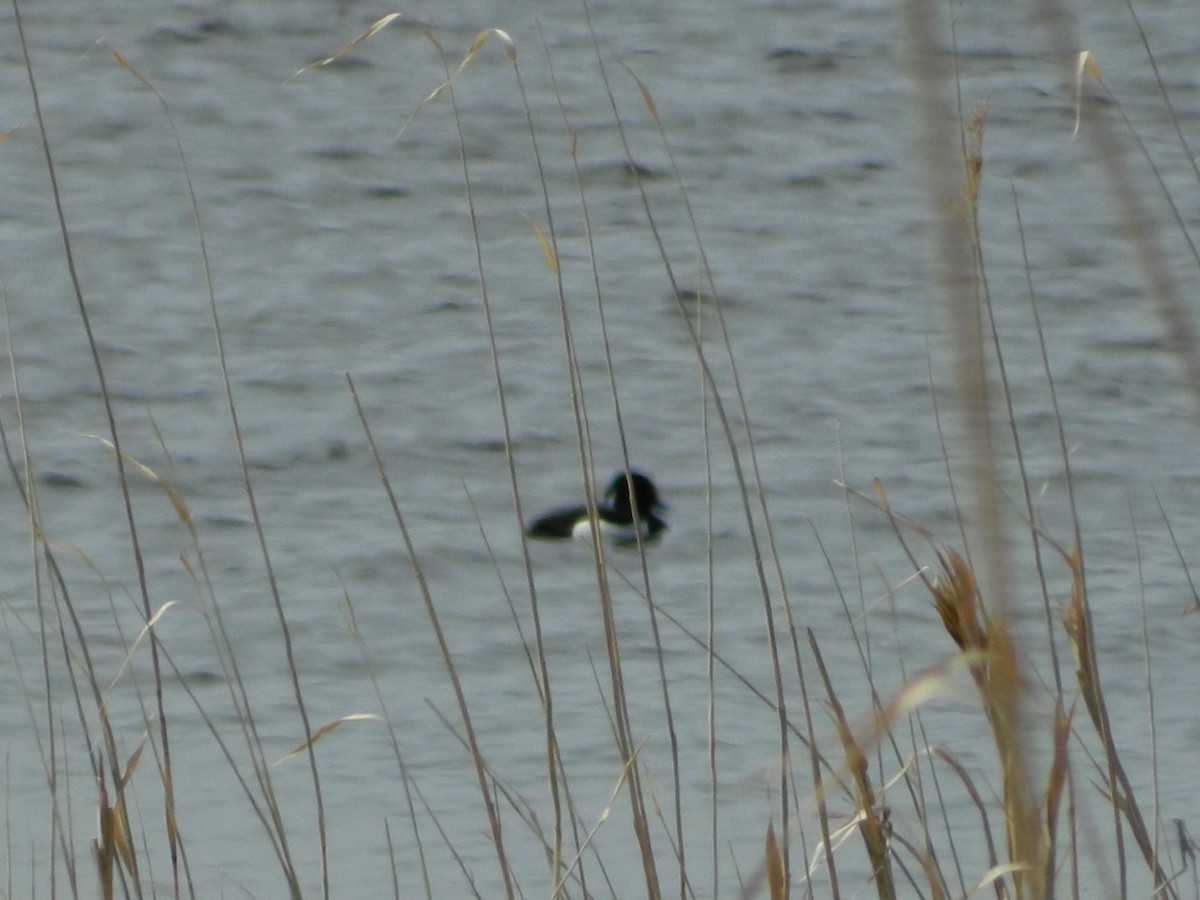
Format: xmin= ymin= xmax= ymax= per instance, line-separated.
xmin=931 ymin=547 xmax=986 ymax=652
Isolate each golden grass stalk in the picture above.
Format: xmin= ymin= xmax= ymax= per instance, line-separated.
xmin=765 ymin=821 xmax=787 ymax=900
xmin=114 ymin=43 xmax=324 ymax=897
xmin=582 ymin=3 xmax=796 ymax=888
xmin=293 ymin=12 xmax=407 ymax=78
xmin=349 ymin=374 xmax=518 ymax=900
xmin=932 ymin=747 xmax=1004 ymax=890
xmin=928 ymin=548 xmax=1045 ymax=899
xmin=276 ymin=715 xmax=384 ymax=766
xmin=808 ymin=632 xmax=895 ymax=900
xmin=903 ymin=1 xmax=1064 ymax=889
xmin=12 ymin=2 xmax=180 ymax=892
xmin=1060 ymin=544 xmax=1176 ymax=898
xmin=416 ymin=30 xmax=572 ymax=897
xmin=93 ymin=739 xmax=146 ymax=900
xmin=1043 ymin=701 xmax=1072 ymax=898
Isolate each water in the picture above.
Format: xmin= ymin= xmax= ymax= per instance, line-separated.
xmin=1 ymin=0 xmax=1199 ymax=896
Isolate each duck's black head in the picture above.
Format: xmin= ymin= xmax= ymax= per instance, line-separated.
xmin=605 ymin=471 xmax=665 ymax=519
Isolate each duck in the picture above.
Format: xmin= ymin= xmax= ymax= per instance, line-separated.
xmin=526 ymin=471 xmax=667 ymax=544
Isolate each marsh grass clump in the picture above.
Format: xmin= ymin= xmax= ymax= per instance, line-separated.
xmin=4 ymin=1 xmax=1200 ymax=898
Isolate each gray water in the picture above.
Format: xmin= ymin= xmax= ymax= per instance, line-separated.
xmin=2 ymin=0 xmax=1200 ymax=896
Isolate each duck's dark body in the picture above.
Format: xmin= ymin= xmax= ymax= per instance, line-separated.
xmin=526 ymin=471 xmax=667 ymax=544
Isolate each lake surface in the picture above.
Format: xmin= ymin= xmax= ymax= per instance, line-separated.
xmin=2 ymin=0 xmax=1199 ymax=896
